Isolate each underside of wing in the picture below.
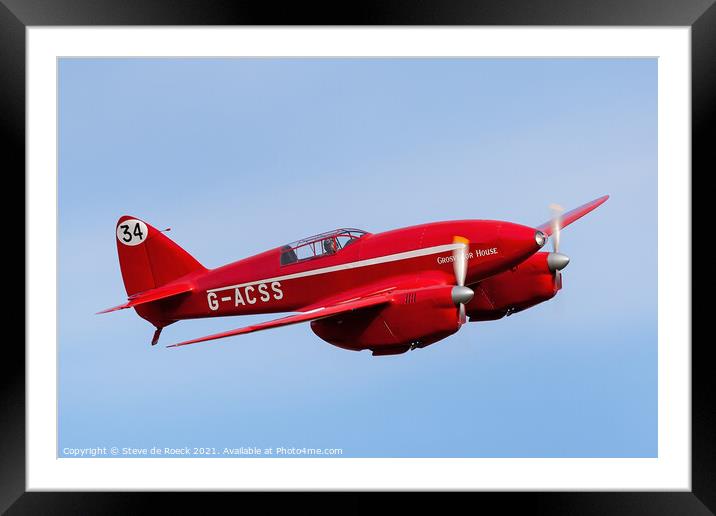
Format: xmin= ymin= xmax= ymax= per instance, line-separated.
xmin=167 ymin=294 xmax=392 ymax=348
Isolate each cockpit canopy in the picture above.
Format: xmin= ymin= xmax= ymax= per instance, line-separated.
xmin=280 ymin=228 xmax=369 ymax=265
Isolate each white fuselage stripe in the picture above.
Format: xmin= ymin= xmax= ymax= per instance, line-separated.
xmin=206 ymin=243 xmax=460 ymax=293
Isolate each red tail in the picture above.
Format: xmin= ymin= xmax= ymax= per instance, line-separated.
xmin=115 ymin=215 xmax=206 ymax=296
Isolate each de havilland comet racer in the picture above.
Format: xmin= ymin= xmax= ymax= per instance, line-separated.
xmin=99 ymin=196 xmax=609 ymax=356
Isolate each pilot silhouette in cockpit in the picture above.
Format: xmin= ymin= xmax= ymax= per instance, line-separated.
xmin=323 ymin=238 xmax=337 ymax=255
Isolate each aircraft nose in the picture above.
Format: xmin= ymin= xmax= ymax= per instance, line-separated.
xmin=547 ymin=252 xmax=570 ymax=271
xmin=497 ymin=222 xmax=546 ymax=255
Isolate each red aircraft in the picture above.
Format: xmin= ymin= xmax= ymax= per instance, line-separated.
xmin=100 ymin=195 xmax=608 ymax=356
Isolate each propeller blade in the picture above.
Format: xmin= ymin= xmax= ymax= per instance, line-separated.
xmin=549 ymin=203 xmax=564 ymax=254
xmin=547 ymin=204 xmax=566 ymax=292
xmin=452 ymin=236 xmax=469 ymax=287
xmin=451 ymin=237 xmax=473 ymax=327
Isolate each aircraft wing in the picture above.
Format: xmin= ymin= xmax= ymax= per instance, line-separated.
xmin=97 ymin=281 xmax=193 ymax=314
xmin=535 ymin=195 xmax=609 ymax=235
xmin=167 ymin=293 xmax=392 ymax=348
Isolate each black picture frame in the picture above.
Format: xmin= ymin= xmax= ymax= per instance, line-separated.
xmin=5 ymin=1 xmax=709 ymax=513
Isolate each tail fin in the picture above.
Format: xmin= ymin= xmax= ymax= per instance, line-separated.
xmin=115 ymin=215 xmax=206 ymax=296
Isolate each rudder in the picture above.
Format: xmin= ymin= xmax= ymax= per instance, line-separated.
xmin=115 ymin=215 xmax=206 ymax=296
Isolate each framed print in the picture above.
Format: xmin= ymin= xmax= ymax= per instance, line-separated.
xmin=5 ymin=0 xmax=710 ymax=513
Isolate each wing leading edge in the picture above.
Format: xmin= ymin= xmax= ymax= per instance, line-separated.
xmin=535 ymin=195 xmax=609 ymax=235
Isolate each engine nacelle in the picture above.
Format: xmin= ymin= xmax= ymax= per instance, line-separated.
xmin=466 ymin=252 xmax=557 ymax=321
xmin=311 ymin=285 xmax=461 ymax=356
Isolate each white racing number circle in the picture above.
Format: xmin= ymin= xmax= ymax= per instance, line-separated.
xmin=116 ymin=219 xmax=149 ymax=246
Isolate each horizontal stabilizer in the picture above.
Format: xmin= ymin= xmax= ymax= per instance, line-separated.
xmin=97 ymin=282 xmax=193 ymax=314
xmin=536 ymin=195 xmax=609 ymax=235
xmin=168 ymin=294 xmax=390 ymax=348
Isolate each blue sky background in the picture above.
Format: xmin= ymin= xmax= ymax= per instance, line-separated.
xmin=58 ymin=58 xmax=657 ymax=458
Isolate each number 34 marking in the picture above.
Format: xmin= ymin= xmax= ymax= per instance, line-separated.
xmin=116 ymin=219 xmax=149 ymax=246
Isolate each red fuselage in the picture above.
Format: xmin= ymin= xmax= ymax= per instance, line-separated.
xmin=144 ymin=220 xmax=542 ymax=326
